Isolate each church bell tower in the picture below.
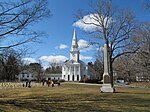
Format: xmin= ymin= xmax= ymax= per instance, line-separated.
xmin=70 ymin=28 xmax=80 ymax=62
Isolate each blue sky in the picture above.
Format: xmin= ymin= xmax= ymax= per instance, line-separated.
xmin=21 ymin=0 xmax=150 ymax=68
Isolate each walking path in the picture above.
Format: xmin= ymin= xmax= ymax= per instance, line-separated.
xmin=64 ymin=82 xmax=150 ymax=88
xmin=64 ymin=82 xmax=101 ymax=86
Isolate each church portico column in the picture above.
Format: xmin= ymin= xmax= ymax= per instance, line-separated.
xmin=69 ymin=66 xmax=71 ymax=75
xmin=76 ymin=65 xmax=79 ymax=81
xmin=65 ymin=66 xmax=68 ymax=81
xmin=75 ymin=75 xmax=77 ymax=81
xmin=74 ymin=66 xmax=77 ymax=81
xmin=79 ymin=65 xmax=81 ymax=81
xmin=70 ymin=75 xmax=72 ymax=81
xmin=67 ymin=66 xmax=71 ymax=81
xmin=70 ymin=66 xmax=73 ymax=81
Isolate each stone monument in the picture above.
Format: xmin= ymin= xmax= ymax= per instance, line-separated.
xmin=100 ymin=44 xmax=114 ymax=93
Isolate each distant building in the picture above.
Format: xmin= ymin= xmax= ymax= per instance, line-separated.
xmin=18 ymin=70 xmax=62 ymax=81
xmin=18 ymin=63 xmax=62 ymax=81
xmin=18 ymin=70 xmax=36 ymax=81
xmin=136 ymin=73 xmax=149 ymax=82
xmin=62 ymin=29 xmax=93 ymax=81
xmin=44 ymin=73 xmax=62 ymax=80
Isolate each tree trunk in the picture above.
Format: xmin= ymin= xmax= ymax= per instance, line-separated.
xmin=110 ymin=61 xmax=114 ymax=87
xmin=109 ymin=46 xmax=113 ymax=87
xmin=108 ymin=45 xmax=114 ymax=87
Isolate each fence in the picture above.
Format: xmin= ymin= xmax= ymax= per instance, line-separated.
xmin=0 ymin=82 xmax=42 ymax=89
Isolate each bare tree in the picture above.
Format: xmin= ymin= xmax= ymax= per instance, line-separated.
xmin=0 ymin=49 xmax=22 ymax=81
xmin=132 ymin=22 xmax=150 ymax=81
xmin=142 ymin=0 xmax=150 ymax=11
xmin=75 ymin=0 xmax=139 ymax=86
xmin=46 ymin=61 xmax=62 ymax=74
xmin=113 ymin=55 xmax=137 ymax=82
xmin=94 ymin=59 xmax=103 ymax=80
xmin=28 ymin=62 xmax=43 ymax=82
xmin=0 ymin=0 xmax=51 ymax=49
xmin=113 ymin=22 xmax=150 ymax=82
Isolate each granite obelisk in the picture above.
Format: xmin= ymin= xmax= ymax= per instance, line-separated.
xmin=100 ymin=44 xmax=114 ymax=93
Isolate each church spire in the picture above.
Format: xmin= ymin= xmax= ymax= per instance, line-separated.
xmin=70 ymin=28 xmax=79 ymax=62
xmin=71 ymin=28 xmax=78 ymax=49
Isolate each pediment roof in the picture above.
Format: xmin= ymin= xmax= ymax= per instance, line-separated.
xmin=64 ymin=59 xmax=86 ymax=65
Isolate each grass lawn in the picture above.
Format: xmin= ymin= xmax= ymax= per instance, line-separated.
xmin=0 ymin=83 xmax=150 ymax=112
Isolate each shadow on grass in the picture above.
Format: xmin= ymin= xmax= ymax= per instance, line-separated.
xmin=1 ymin=95 xmax=149 ymax=112
xmin=115 ymin=91 xmax=150 ymax=95
xmin=0 ymin=85 xmax=150 ymax=112
xmin=0 ymin=98 xmax=122 ymax=112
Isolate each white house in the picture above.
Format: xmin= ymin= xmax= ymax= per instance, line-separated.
xmin=62 ymin=29 xmax=93 ymax=81
xmin=18 ymin=70 xmax=35 ymax=81
xmin=44 ymin=73 xmax=62 ymax=80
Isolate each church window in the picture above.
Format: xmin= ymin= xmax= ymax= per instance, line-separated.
xmin=22 ymin=74 xmax=24 ymax=77
xmin=27 ymin=74 xmax=29 ymax=77
xmin=64 ymin=75 xmax=65 ymax=78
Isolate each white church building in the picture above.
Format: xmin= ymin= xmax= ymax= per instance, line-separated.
xmin=62 ymin=29 xmax=93 ymax=81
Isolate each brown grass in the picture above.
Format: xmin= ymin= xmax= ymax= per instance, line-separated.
xmin=0 ymin=83 xmax=150 ymax=112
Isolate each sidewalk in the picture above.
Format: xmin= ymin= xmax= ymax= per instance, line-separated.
xmin=64 ymin=82 xmax=102 ymax=86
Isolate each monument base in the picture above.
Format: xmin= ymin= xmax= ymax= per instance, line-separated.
xmin=100 ymin=84 xmax=115 ymax=93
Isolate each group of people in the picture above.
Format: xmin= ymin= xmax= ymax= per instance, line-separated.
xmin=22 ymin=78 xmax=60 ymax=88
xmin=23 ymin=79 xmax=32 ymax=88
xmin=42 ymin=78 xmax=60 ymax=87
xmin=46 ymin=78 xmax=54 ymax=87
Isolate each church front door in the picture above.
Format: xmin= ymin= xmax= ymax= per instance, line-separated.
xmin=68 ymin=75 xmax=70 ymax=81
xmin=77 ymin=75 xmax=79 ymax=81
xmin=72 ymin=75 xmax=74 ymax=81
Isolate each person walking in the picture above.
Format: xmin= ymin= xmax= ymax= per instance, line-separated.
xmin=47 ymin=78 xmax=51 ymax=87
xmin=51 ymin=81 xmax=54 ymax=87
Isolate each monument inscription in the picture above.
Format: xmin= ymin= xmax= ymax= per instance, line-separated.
xmin=103 ymin=75 xmax=110 ymax=83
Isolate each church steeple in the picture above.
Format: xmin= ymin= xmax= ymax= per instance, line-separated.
xmin=71 ymin=28 xmax=78 ymax=50
xmin=70 ymin=28 xmax=80 ymax=62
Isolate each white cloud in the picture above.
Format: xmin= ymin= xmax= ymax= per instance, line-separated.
xmin=73 ymin=13 xmax=113 ymax=32
xmin=73 ymin=14 xmax=100 ymax=32
xmin=39 ymin=55 xmax=68 ymax=63
xmin=78 ymin=39 xmax=93 ymax=52
xmin=78 ymin=39 xmax=89 ymax=48
xmin=22 ymin=58 xmax=37 ymax=64
xmin=60 ymin=44 xmax=68 ymax=49
xmin=55 ymin=44 xmax=68 ymax=49
xmin=80 ymin=55 xmax=93 ymax=60
xmin=80 ymin=46 xmax=93 ymax=52
xmin=22 ymin=55 xmax=68 ymax=69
